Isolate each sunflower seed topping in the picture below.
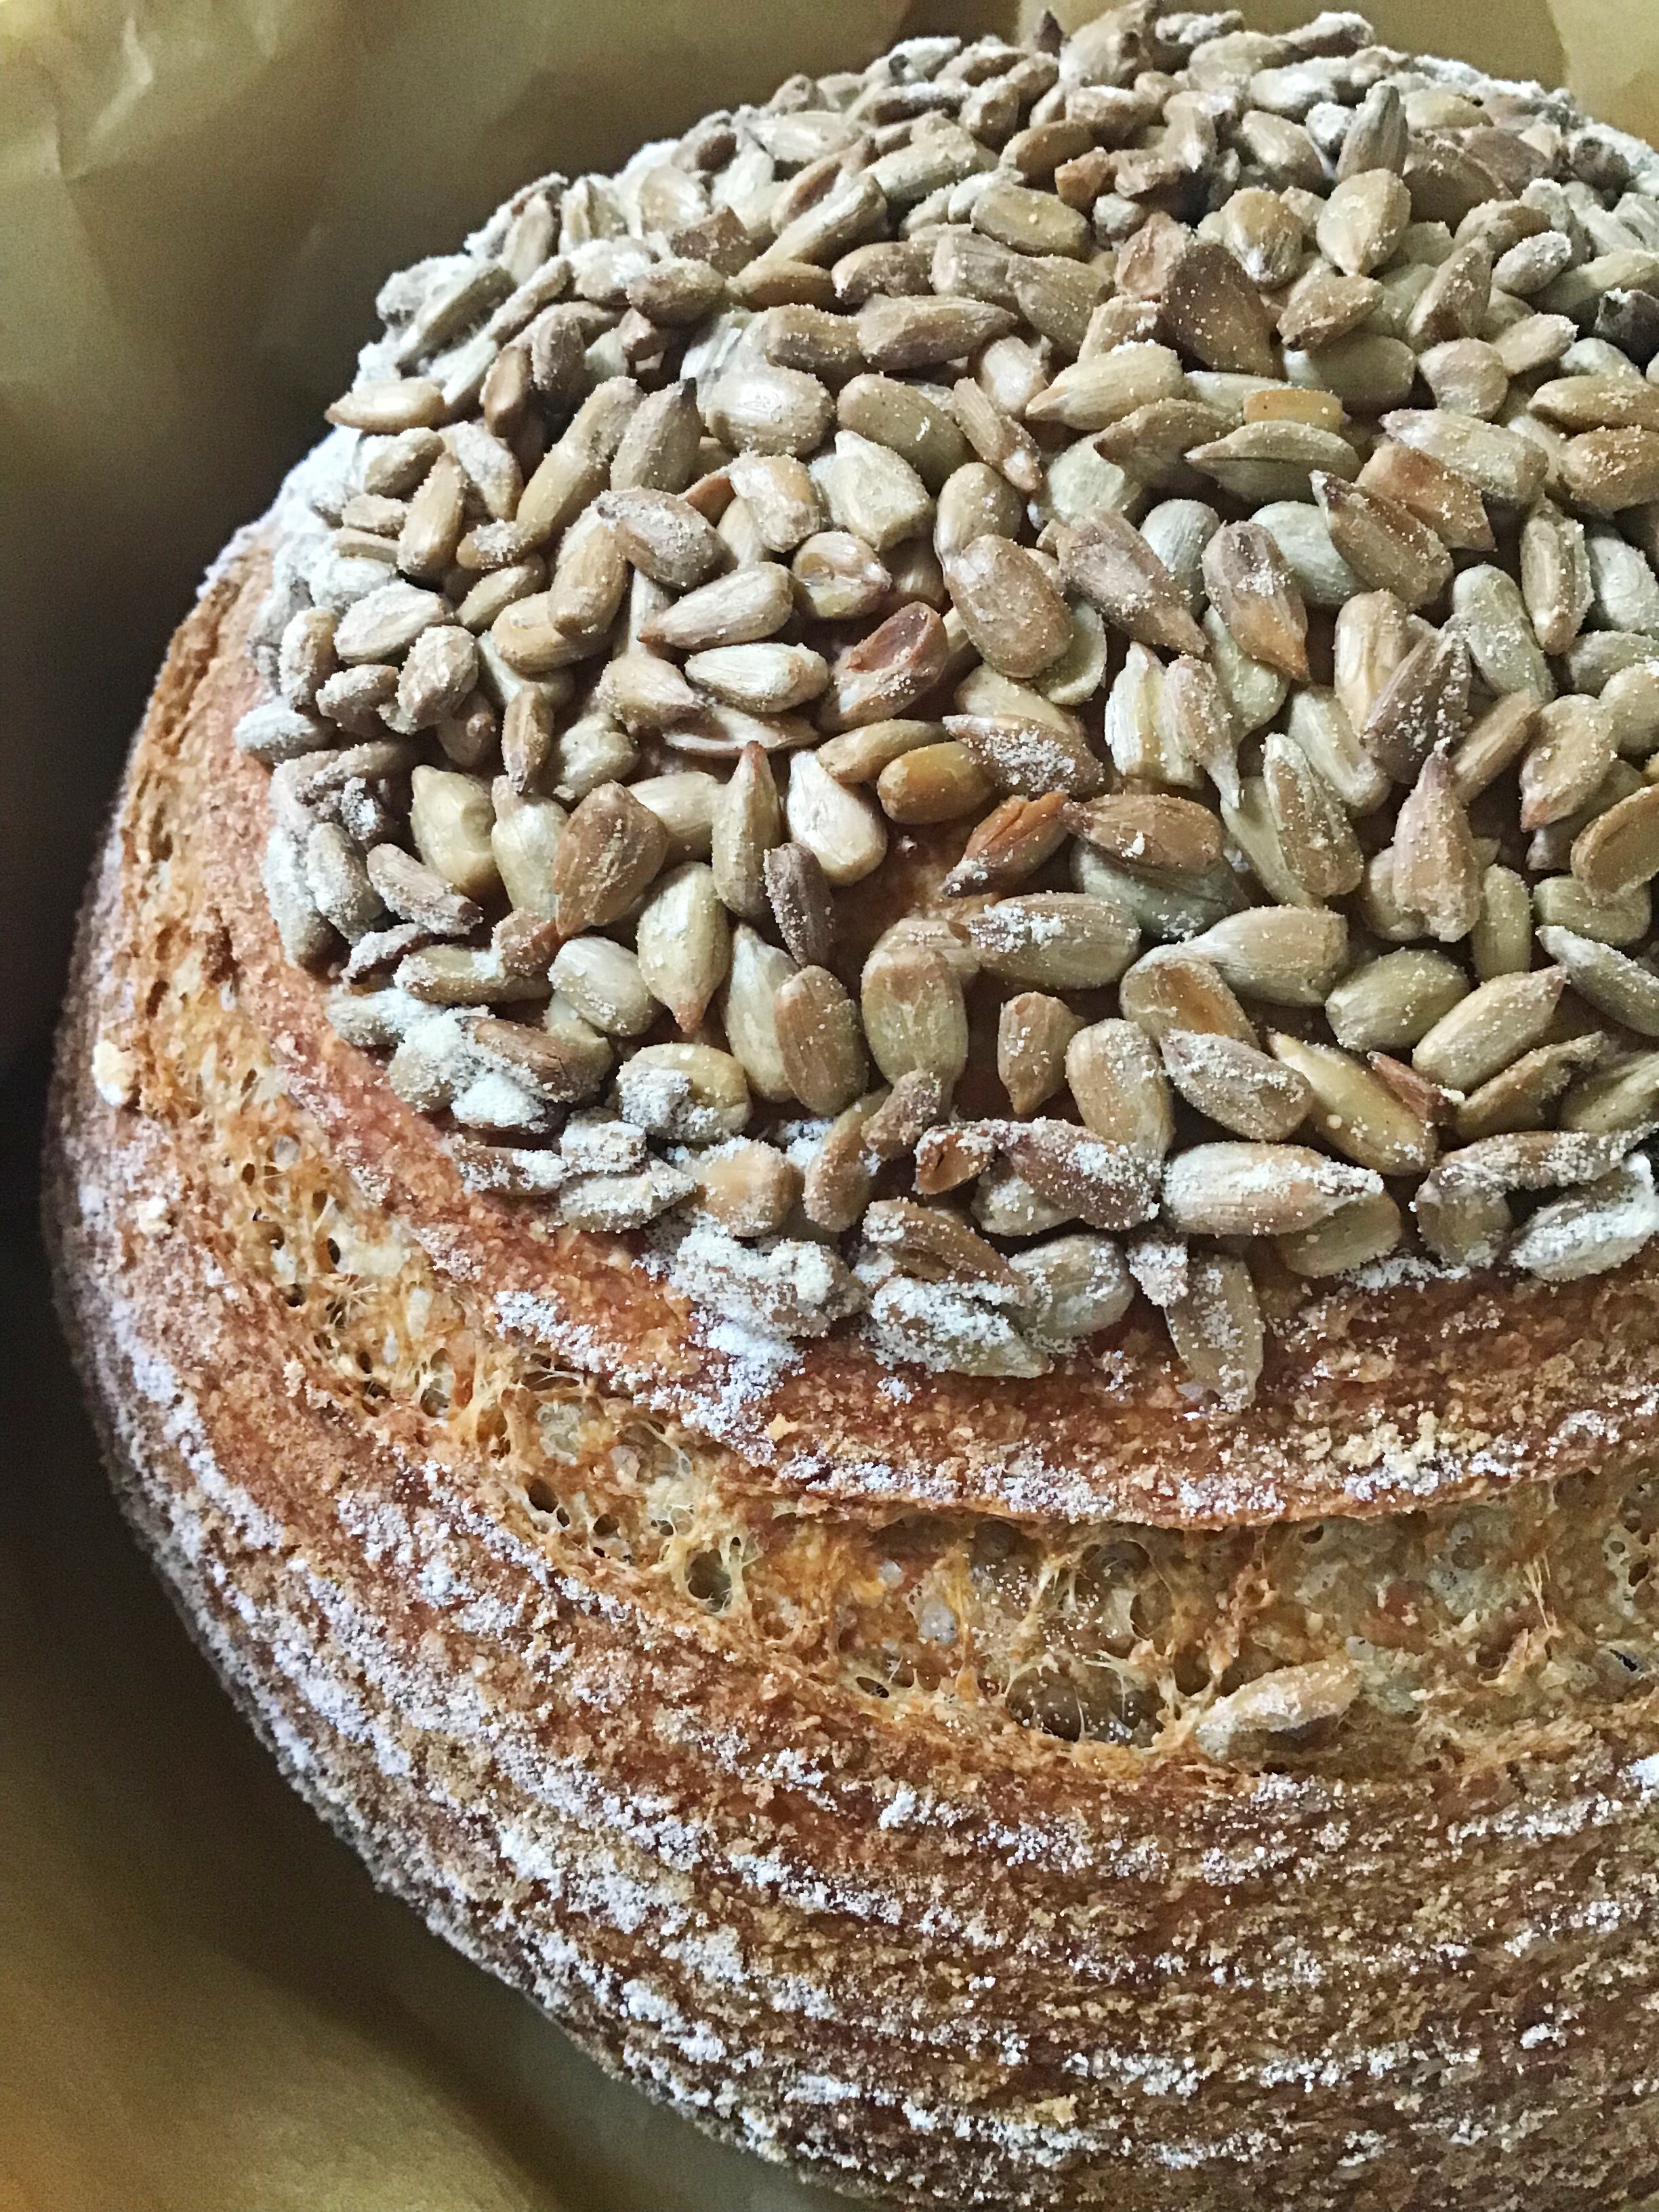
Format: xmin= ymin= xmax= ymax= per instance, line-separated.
xmin=243 ymin=19 xmax=1659 ymax=1402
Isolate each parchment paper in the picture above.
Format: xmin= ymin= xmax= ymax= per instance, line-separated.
xmin=6 ymin=3 xmax=1659 ymax=2207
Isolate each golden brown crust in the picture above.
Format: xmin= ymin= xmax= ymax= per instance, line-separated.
xmin=105 ymin=546 xmax=1659 ymax=1532
xmin=39 ymin=547 xmax=1659 ymax=2207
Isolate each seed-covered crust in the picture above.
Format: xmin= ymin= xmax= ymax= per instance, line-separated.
xmin=228 ymin=4 xmax=1659 ymax=1412
xmin=44 ymin=533 xmax=1659 ymax=2212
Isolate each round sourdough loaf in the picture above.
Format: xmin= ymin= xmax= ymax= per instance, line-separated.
xmin=44 ymin=9 xmax=1659 ymax=2205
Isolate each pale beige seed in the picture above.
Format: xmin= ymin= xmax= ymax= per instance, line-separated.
xmin=1361 ymin=628 xmax=1471 ymax=785
xmin=821 ymin=430 xmax=934 ymax=551
xmin=1285 ymin=686 xmax=1390 ymax=817
xmin=1470 ymin=863 xmax=1534 ymax=982
xmin=327 ymin=377 xmax=446 ymax=434
xmin=1570 ymin=782 xmax=1659 ymax=898
xmin=640 ymin=562 xmax=794 ymax=653
xmin=1455 ymin=1037 xmax=1608 ymax=1143
xmin=934 ymin=462 xmax=1027 ymax=560
xmin=876 ymin=743 xmax=993 ymax=825
xmin=1536 ymin=872 xmax=1652 ymax=947
xmin=366 ymin=843 xmax=480 ymax=937
xmin=704 ymin=363 xmax=834 ymax=457
xmin=1406 ymin=240 xmax=1493 ymax=349
xmin=1447 ymin=693 xmax=1540 ymax=804
xmin=1162 ymin=655 xmax=1241 ymax=810
xmin=1063 ymin=793 xmax=1223 ymax=878
xmin=1412 ymin=967 xmax=1567 ymax=1090
xmin=1118 ymin=949 xmax=1257 ymax=1048
xmin=517 ymin=380 xmax=642 ymax=544
xmin=775 ymin=966 xmax=868 ymax=1115
xmin=1378 ymin=407 xmax=1547 ymax=509
xmin=710 ymin=743 xmax=782 ymax=921
xmin=490 ymin=797 xmax=566 ymax=917
xmin=1275 ymin=1190 xmax=1403 ymax=1277
xmin=785 ymin=751 xmax=888 ymax=885
xmin=629 ymin=771 xmax=720 ymax=863
xmin=615 ymin=1042 xmax=750 ymax=1144
xmin=994 ymin=1121 xmax=1161 ymax=1236
xmin=943 ymin=537 xmax=1072 ymax=680
xmin=685 ymin=642 xmax=827 ymax=716
xmin=1162 ymin=1142 xmax=1383 ymax=1238
xmin=335 ymin=580 xmax=449 ymax=664
xmin=1311 ymin=474 xmax=1452 ymax=609
xmin=609 ymin=380 xmax=703 ymax=495
xmin=1065 ymin=1022 xmax=1174 ymax=1156
xmin=998 ymin=993 xmax=1084 ymax=1118
xmin=1220 ymin=187 xmax=1306 ymax=287
xmin=1531 ymin=376 xmax=1659 ymax=434
xmin=1508 ymin=1160 xmax=1659 ymax=1284
xmin=1451 ymin=564 xmax=1555 ymax=706
xmin=727 ymin=453 xmax=824 ymax=552
xmin=409 ymin=766 xmax=500 ymax=902
xmin=1356 ymin=439 xmax=1495 ymax=552
xmin=1054 ymin=512 xmax=1208 ymax=657
xmin=1519 ymin=696 xmax=1618 ymax=831
xmin=1560 ymin=429 xmax=1659 ymax=516
xmin=819 ymin=602 xmax=950 ymax=732
xmin=1262 ymin=732 xmax=1364 ymax=901
xmin=720 ymin=925 xmax=798 ymax=1104
xmin=1025 ymin=343 xmax=1187 ymax=432
xmin=1161 ymin=1029 xmax=1310 ymax=1142
xmin=862 ymin=1199 xmax=1021 ymax=1293
xmin=1202 ymin=523 xmax=1309 ymax=680
xmin=1538 ymin=924 xmax=1659 ymax=1037
xmin=595 ymin=489 xmax=723 ymax=592
xmin=1160 ymin=237 xmax=1276 ymax=379
xmin=1166 ymin=1253 xmax=1264 ymax=1412
xmin=634 ymin=862 xmax=731 ymax=1033
xmin=966 ymin=893 xmax=1139 ymax=990
xmin=914 ymin=1122 xmax=1000 ymax=1200
xmin=1563 ymin=1049 xmax=1659 ymax=1134
xmin=1332 ymin=589 xmax=1419 ymax=738
xmin=1418 ymin=335 xmax=1508 ymax=418
xmin=548 ymin=781 xmax=668 ymax=935
xmin=686 ymin=1141 xmax=802 ymax=1241
xmin=396 ymin=626 xmax=478 ymax=729
xmin=1326 ymin=949 xmax=1469 ymax=1053
xmin=1187 ymin=420 xmax=1363 ymax=507
xmin=855 ymin=293 xmax=1014 ymax=376
xmin=1186 ymin=908 xmax=1349 ymax=1008
xmin=951 ymin=376 xmax=1043 ymax=495
xmin=817 ymin=718 xmax=942 ymax=785
xmin=861 ymin=943 xmax=969 ymax=1088
xmin=1277 ymin=265 xmax=1382 ymax=350
xmin=1519 ymin=499 xmax=1593 ymax=656
xmin=1392 ymin=753 xmax=1481 ymax=943
xmin=548 ymin=712 xmax=636 ymax=798
xmin=1316 ymin=169 xmax=1412 ymax=276
xmin=791 ymin=530 xmax=891 ymax=621
xmin=1268 ymin=1033 xmax=1436 ymax=1174
xmin=548 ymin=937 xmax=656 ymax=1038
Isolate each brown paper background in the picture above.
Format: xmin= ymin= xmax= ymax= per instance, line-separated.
xmin=6 ymin=3 xmax=1659 ymax=2207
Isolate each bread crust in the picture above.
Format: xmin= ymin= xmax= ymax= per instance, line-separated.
xmin=43 ymin=554 xmax=1659 ymax=2207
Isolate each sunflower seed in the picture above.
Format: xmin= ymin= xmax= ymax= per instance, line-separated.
xmin=1275 ymin=1189 xmax=1403 ymax=1277
xmin=764 ymin=841 xmax=838 ymax=967
xmin=1537 ymin=924 xmax=1659 ymax=1036
xmin=1064 ymin=794 xmax=1224 ymax=877
xmin=1118 ymin=947 xmax=1257 ymax=1047
xmin=1166 ymin=1253 xmax=1264 ymax=1410
xmin=1380 ymin=408 xmax=1547 ymax=508
xmin=1326 ymin=949 xmax=1469 ymax=1053
xmin=1026 ymin=343 xmax=1187 ymax=432
xmin=1520 ymin=695 xmax=1618 ymax=830
xmin=996 ymin=992 xmax=1084 ymax=1118
xmin=1317 ymin=169 xmax=1412 ymax=276
xmin=861 ymin=942 xmax=969 ymax=1088
xmin=409 ymin=766 xmax=501 ymax=902
xmin=1161 ymin=238 xmax=1276 ymax=377
xmin=1162 ymin=1029 xmax=1310 ymax=1141
xmin=549 ymin=937 xmax=657 ymax=1038
xmin=1412 ymin=966 xmax=1567 ymax=1089
xmin=1163 ymin=1141 xmax=1382 ymax=1237
xmin=705 ymin=363 xmax=834 ymax=457
xmin=1186 ymin=907 xmax=1349 ymax=1008
xmin=548 ymin=781 xmax=668 ymax=934
xmin=1263 ymin=732 xmax=1364 ymax=901
xmin=634 ymin=863 xmax=731 ymax=1032
xmin=1391 ymin=753 xmax=1481 ymax=943
xmin=773 ymin=966 xmax=869 ymax=1115
xmin=1361 ymin=627 xmax=1471 ymax=784
xmin=1202 ymin=523 xmax=1309 ymax=679
xmin=1312 ymin=474 xmax=1452 ymax=608
xmin=943 ymin=537 xmax=1073 ymax=680
xmin=1065 ymin=1021 xmax=1174 ymax=1155
xmin=819 ymin=602 xmax=950 ymax=731
xmin=1569 ymin=781 xmax=1659 ymax=899
xmin=966 ymin=893 xmax=1140 ymax=989
xmin=785 ymin=751 xmax=888 ymax=884
xmin=1268 ymin=1032 xmax=1436 ymax=1172
xmin=996 ymin=1120 xmax=1162 ymax=1233
xmin=1054 ymin=513 xmax=1207 ymax=657
xmin=1446 ymin=693 xmax=1540 ymax=805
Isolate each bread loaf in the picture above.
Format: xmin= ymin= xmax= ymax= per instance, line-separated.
xmin=46 ymin=12 xmax=1659 ymax=2202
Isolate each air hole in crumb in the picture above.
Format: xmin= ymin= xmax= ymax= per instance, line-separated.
xmin=525 ymin=1477 xmax=558 ymax=1515
xmin=685 ymin=1550 xmax=732 ymax=1612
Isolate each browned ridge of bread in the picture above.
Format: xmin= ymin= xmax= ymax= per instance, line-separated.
xmin=43 ymin=537 xmax=1659 ymax=2211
